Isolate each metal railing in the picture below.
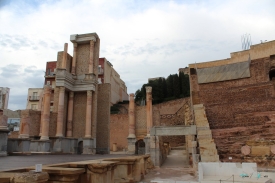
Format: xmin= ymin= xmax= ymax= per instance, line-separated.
xmin=29 ymin=96 xmax=40 ymax=101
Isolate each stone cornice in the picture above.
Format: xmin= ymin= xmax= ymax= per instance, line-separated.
xmin=55 ymin=68 xmax=97 ymax=92
xmin=70 ymin=33 xmax=99 ymax=44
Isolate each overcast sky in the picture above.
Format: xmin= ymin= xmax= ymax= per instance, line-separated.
xmin=0 ymin=0 xmax=274 ymax=110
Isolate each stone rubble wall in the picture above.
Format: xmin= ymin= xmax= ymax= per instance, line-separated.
xmin=190 ymin=56 xmax=275 ymax=164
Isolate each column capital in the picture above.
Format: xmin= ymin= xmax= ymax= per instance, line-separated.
xmin=87 ymin=90 xmax=92 ymax=97
xmin=90 ymin=37 xmax=96 ymax=43
xmin=145 ymin=86 xmax=152 ymax=93
xmin=59 ymin=86 xmax=65 ymax=92
xmin=73 ymin=42 xmax=78 ymax=48
xmin=69 ymin=91 xmax=74 ymax=97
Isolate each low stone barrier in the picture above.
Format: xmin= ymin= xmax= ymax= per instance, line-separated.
xmin=0 ymin=155 xmax=152 ymax=183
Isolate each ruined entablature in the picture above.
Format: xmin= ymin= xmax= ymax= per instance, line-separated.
xmin=70 ymin=33 xmax=98 ymax=44
xmin=55 ymin=68 xmax=97 ymax=92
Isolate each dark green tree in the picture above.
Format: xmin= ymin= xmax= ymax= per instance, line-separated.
xmin=166 ymin=74 xmax=174 ymax=97
xmin=173 ymin=74 xmax=180 ymax=98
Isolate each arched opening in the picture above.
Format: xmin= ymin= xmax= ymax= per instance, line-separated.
xmin=269 ymin=69 xmax=275 ymax=80
xmin=77 ymin=141 xmax=83 ymax=154
xmin=135 ymin=139 xmax=145 ymax=155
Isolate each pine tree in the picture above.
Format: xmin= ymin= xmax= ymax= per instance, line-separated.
xmin=173 ymin=74 xmax=180 ymax=98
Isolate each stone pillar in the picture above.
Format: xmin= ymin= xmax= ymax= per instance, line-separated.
xmin=56 ymin=87 xmax=65 ymax=137
xmin=62 ymin=43 xmax=68 ymax=69
xmin=66 ymin=91 xmax=74 ymax=137
xmin=85 ymin=90 xmax=92 ymax=138
xmin=0 ymin=109 xmax=9 ymax=156
xmin=127 ymin=93 xmax=136 ymax=154
xmin=71 ymin=43 xmax=77 ymax=75
xmin=146 ymin=86 xmax=153 ymax=136
xmin=128 ymin=93 xmax=136 ymax=138
xmin=19 ymin=110 xmax=30 ymax=138
xmin=0 ymin=109 xmax=8 ymax=130
xmin=89 ymin=40 xmax=95 ymax=73
xmin=40 ymin=85 xmax=51 ymax=140
xmin=39 ymin=95 xmax=44 ymax=136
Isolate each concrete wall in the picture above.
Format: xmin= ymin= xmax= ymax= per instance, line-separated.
xmin=189 ymin=40 xmax=275 ymax=69
xmin=26 ymin=88 xmax=43 ymax=111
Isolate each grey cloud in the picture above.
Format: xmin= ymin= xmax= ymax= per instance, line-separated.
xmin=0 ymin=34 xmax=55 ymax=51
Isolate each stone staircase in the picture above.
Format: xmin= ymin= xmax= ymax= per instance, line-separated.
xmin=194 ymin=104 xmax=219 ymax=162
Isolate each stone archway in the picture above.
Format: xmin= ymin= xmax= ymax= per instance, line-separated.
xmin=135 ymin=139 xmax=145 ymax=155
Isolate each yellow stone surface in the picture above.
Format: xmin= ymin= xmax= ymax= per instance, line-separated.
xmin=251 ymin=146 xmax=270 ymax=156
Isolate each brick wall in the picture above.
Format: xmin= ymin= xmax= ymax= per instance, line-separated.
xmin=191 ymin=57 xmax=275 ymax=164
xmin=97 ymin=84 xmax=111 ymax=152
xmin=76 ymin=44 xmax=90 ymax=75
xmin=72 ymin=92 xmax=86 ymax=138
xmin=110 ymin=114 xmax=128 ymax=151
xmin=110 ymin=98 xmax=188 ymax=149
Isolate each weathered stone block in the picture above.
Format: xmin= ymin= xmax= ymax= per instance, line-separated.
xmin=251 ymin=146 xmax=270 ymax=156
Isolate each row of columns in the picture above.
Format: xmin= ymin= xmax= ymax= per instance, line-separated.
xmin=127 ymin=86 xmax=153 ymax=138
xmin=38 ymin=88 xmax=94 ymax=140
xmin=20 ymin=39 xmax=96 ymax=140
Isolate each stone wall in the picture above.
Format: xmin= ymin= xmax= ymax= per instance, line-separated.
xmin=28 ymin=110 xmax=41 ymax=137
xmin=97 ymin=84 xmax=111 ymax=153
xmin=110 ymin=114 xmax=128 ymax=151
xmin=76 ymin=44 xmax=90 ymax=75
xmin=190 ymin=56 xmax=275 ymax=164
xmin=110 ymin=98 xmax=189 ymax=149
xmin=72 ymin=92 xmax=86 ymax=138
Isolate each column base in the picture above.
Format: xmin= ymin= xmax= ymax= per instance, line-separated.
xmin=82 ymin=138 xmax=95 ymax=154
xmin=19 ymin=134 xmax=29 ymax=138
xmin=55 ymin=134 xmax=63 ymax=137
xmin=7 ymin=138 xmax=31 ymax=155
xmin=127 ymin=134 xmax=136 ymax=138
xmin=30 ymin=140 xmax=51 ymax=152
xmin=0 ymin=129 xmax=9 ymax=156
xmin=40 ymin=136 xmax=49 ymax=140
xmin=127 ymin=137 xmax=136 ymax=154
xmin=50 ymin=137 xmax=78 ymax=154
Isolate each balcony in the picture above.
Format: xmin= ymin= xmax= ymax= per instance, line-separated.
xmin=29 ymin=96 xmax=40 ymax=101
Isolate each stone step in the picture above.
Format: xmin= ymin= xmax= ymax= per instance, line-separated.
xmin=201 ymin=154 xmax=219 ymax=162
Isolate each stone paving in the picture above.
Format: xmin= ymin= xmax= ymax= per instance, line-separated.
xmin=141 ymin=149 xmax=198 ymax=183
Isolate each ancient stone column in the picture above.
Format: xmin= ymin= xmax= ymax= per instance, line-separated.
xmin=146 ymin=86 xmax=153 ymax=136
xmin=39 ymin=95 xmax=44 ymax=136
xmin=128 ymin=93 xmax=136 ymax=138
xmin=85 ymin=90 xmax=93 ymax=138
xmin=19 ymin=110 xmax=30 ymax=138
xmin=66 ymin=91 xmax=74 ymax=137
xmin=56 ymin=86 xmax=65 ymax=137
xmin=40 ymin=85 xmax=51 ymax=140
xmin=62 ymin=43 xmax=68 ymax=69
xmin=71 ymin=43 xmax=77 ymax=74
xmin=0 ymin=109 xmax=8 ymax=130
xmin=89 ymin=40 xmax=95 ymax=73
